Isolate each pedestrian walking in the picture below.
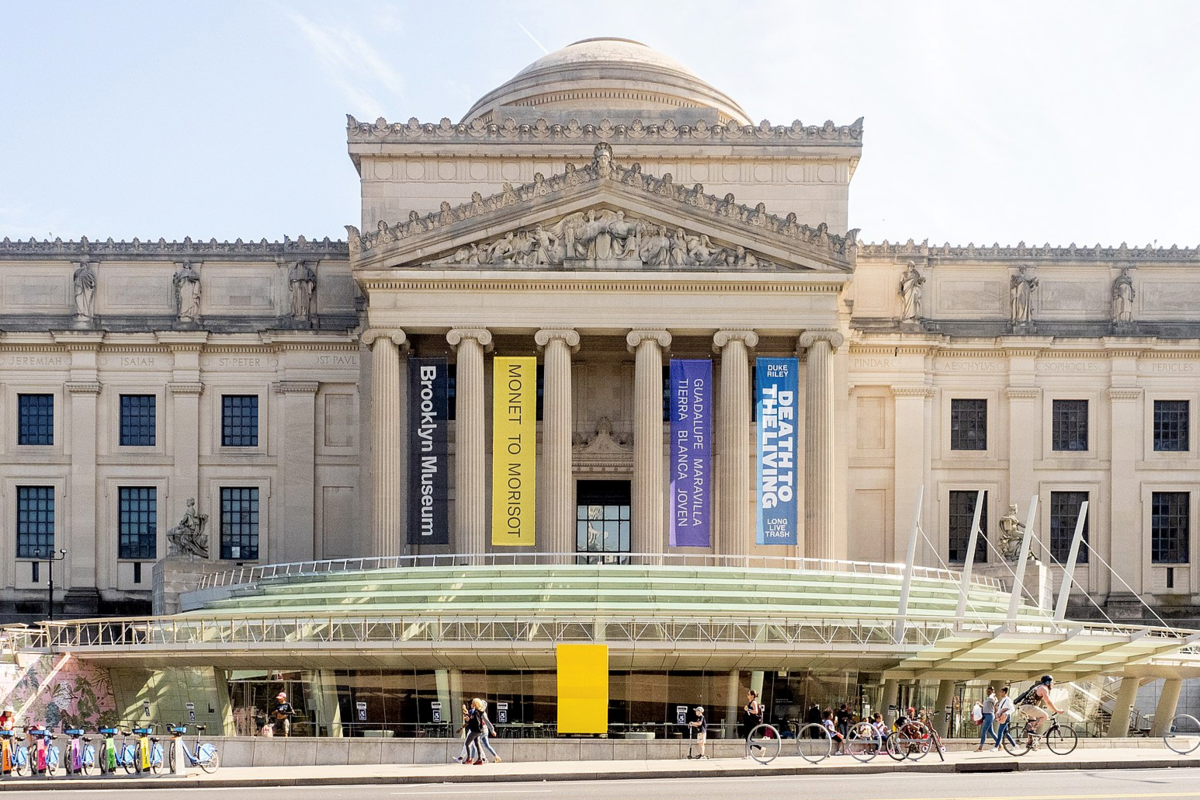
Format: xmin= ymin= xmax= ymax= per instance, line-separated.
xmin=993 ymin=685 xmax=1016 ymax=752
xmin=461 ymin=701 xmax=484 ymax=765
xmin=975 ymin=685 xmax=999 ymax=751
xmin=271 ymin=692 xmax=294 ymax=737
xmin=742 ymin=689 xmax=763 ymax=739
xmin=473 ymin=698 xmax=502 ymax=764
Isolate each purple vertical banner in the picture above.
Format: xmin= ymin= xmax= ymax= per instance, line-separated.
xmin=669 ymin=359 xmax=712 ymax=547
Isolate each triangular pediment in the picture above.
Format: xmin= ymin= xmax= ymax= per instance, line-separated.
xmin=347 ymin=144 xmax=858 ymax=274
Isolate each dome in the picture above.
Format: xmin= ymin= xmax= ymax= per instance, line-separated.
xmin=462 ymin=37 xmax=751 ymax=126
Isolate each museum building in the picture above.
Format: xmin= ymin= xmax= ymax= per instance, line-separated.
xmin=3 ymin=37 xmax=1200 ymax=742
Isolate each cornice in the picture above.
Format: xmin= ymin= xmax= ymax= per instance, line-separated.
xmin=168 ymin=382 xmax=204 ymax=396
xmin=0 ymin=236 xmax=347 ymax=260
xmin=859 ymin=239 xmax=1200 ymax=261
xmin=347 ymin=115 xmax=864 ymax=147
xmin=1005 ymin=388 xmax=1041 ymax=400
xmin=274 ymin=381 xmax=320 ymax=394
xmin=65 ymin=381 xmax=102 ymax=395
xmin=1108 ymin=388 xmax=1142 ymax=401
xmin=356 ymin=277 xmax=848 ymax=294
xmin=891 ymin=385 xmax=934 ymax=398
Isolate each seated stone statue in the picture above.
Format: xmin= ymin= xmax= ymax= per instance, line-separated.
xmin=167 ymin=497 xmax=209 ymax=559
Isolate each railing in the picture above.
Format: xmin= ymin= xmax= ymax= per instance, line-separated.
xmin=196 ymin=552 xmax=1006 ymax=591
xmin=7 ymin=610 xmax=1196 ymax=655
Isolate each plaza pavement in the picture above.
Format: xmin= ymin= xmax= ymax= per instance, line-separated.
xmin=0 ymin=745 xmax=1197 ymax=790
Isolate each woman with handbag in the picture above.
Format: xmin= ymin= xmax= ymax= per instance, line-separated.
xmin=975 ymin=686 xmax=999 ymax=751
xmin=992 ymin=686 xmax=1016 ymax=752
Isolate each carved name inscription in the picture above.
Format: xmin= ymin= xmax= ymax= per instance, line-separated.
xmin=1037 ymin=361 xmax=1104 ymax=373
xmin=7 ymin=355 xmax=65 ymax=367
xmin=118 ymin=356 xmax=158 ymax=368
xmin=852 ymin=357 xmax=898 ymax=370
xmin=219 ymin=357 xmax=262 ymax=368
xmin=315 ymin=354 xmax=358 ymax=366
xmin=1141 ymin=362 xmax=1197 ymax=374
xmin=935 ymin=359 xmax=1007 ymax=372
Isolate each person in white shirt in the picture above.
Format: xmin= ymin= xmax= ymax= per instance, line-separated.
xmin=992 ymin=686 xmax=1017 ymax=752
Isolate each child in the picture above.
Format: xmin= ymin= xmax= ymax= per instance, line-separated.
xmin=688 ymin=706 xmax=708 ymax=759
xmin=821 ymin=708 xmax=845 ymax=754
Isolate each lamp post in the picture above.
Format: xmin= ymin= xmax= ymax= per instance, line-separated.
xmin=35 ymin=549 xmax=67 ymax=623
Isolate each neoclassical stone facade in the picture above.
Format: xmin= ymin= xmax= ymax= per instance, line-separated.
xmin=2 ymin=38 xmax=1198 ymax=622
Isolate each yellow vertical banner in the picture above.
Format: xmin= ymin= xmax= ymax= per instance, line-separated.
xmin=556 ymin=643 xmax=609 ymax=734
xmin=492 ymin=356 xmax=537 ymax=546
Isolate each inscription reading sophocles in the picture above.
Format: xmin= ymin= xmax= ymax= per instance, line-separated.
xmin=1037 ymin=362 xmax=1103 ymax=372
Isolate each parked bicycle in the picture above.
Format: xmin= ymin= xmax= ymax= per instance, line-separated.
xmin=25 ymin=727 xmax=59 ymax=777
xmin=1003 ymin=712 xmax=1078 ymax=755
xmin=96 ymin=727 xmax=120 ymax=774
xmin=61 ymin=728 xmax=95 ymax=775
xmin=1164 ymin=713 xmax=1200 ymax=755
xmin=166 ymin=723 xmax=219 ymax=774
xmin=0 ymin=730 xmax=26 ymax=777
xmin=123 ymin=725 xmax=164 ymax=774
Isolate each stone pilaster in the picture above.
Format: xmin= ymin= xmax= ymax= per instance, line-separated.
xmin=362 ymin=329 xmax=406 ymax=557
xmin=627 ymin=330 xmax=672 ymax=556
xmin=447 ymin=328 xmax=492 ymax=557
xmin=800 ymin=330 xmax=843 ymax=560
xmin=274 ymin=380 xmax=320 ymax=562
xmin=159 ymin=332 xmax=209 ymax=560
xmin=713 ymin=330 xmax=758 ymax=556
xmin=535 ymin=329 xmax=580 ymax=559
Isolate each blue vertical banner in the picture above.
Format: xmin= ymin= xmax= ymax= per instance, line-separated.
xmin=756 ymin=357 xmax=799 ymax=545
xmin=407 ymin=357 xmax=449 ymax=545
xmin=669 ymin=359 xmax=711 ymax=547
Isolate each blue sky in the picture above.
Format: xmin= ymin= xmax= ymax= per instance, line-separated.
xmin=2 ymin=0 xmax=1197 ymax=246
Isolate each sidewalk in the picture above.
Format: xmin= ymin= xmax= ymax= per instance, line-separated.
xmin=0 ymin=746 xmax=1198 ymax=790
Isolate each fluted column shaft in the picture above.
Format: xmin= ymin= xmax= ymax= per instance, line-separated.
xmin=800 ymin=330 xmax=843 ymax=560
xmin=365 ymin=329 xmax=406 ymax=557
xmin=536 ymin=329 xmax=580 ymax=558
xmin=714 ymin=330 xmax=758 ymax=556
xmin=448 ymin=329 xmax=492 ymax=557
xmin=627 ymin=330 xmax=672 ymax=556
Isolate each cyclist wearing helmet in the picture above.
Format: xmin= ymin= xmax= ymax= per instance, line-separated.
xmin=1019 ymin=675 xmax=1063 ymax=746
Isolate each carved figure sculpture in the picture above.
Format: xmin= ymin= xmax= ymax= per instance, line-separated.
xmin=288 ymin=261 xmax=316 ymax=321
xmin=72 ymin=261 xmax=96 ymax=322
xmin=1010 ymin=265 xmax=1038 ymax=324
xmin=173 ymin=262 xmax=202 ymax=323
xmin=1112 ymin=268 xmax=1135 ymax=323
xmin=167 ymin=497 xmax=209 ymax=559
xmin=899 ymin=261 xmax=925 ymax=321
xmin=997 ymin=504 xmax=1029 ymax=562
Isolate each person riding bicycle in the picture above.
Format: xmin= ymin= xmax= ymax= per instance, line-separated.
xmin=1017 ymin=675 xmax=1063 ymax=747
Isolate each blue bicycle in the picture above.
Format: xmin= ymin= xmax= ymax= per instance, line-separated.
xmin=166 ymin=724 xmax=219 ymax=774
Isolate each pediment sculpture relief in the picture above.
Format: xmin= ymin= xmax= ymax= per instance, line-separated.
xmin=442 ymin=208 xmax=769 ymax=269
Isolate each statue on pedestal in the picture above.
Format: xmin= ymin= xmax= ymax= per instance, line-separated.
xmin=1010 ymin=264 xmax=1038 ymax=325
xmin=899 ymin=261 xmax=925 ymax=322
xmin=1112 ymin=268 xmax=1135 ymax=325
xmin=997 ymin=504 xmax=1030 ymax=562
xmin=173 ymin=262 xmax=202 ymax=324
xmin=289 ymin=261 xmax=316 ymax=322
xmin=72 ymin=261 xmax=97 ymax=326
xmin=167 ymin=497 xmax=209 ymax=559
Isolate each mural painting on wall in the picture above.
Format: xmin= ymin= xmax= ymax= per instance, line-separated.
xmin=0 ymin=654 xmax=117 ymax=729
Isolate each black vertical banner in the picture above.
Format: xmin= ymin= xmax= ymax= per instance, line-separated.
xmin=407 ymin=357 xmax=449 ymax=545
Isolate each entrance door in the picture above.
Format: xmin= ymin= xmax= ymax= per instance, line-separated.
xmin=575 ymin=480 xmax=631 ymax=563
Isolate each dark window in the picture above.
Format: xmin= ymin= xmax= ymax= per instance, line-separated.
xmin=119 ymin=395 xmax=156 ymax=446
xmin=220 ymin=487 xmax=260 ymax=560
xmin=447 ymin=363 xmax=457 ymax=421
xmin=16 ymin=486 xmax=54 ymax=559
xmin=950 ymin=399 xmax=988 ymax=451
xmin=118 ymin=487 xmax=157 ymax=560
xmin=1049 ymin=491 xmax=1089 ymax=564
xmin=948 ymin=490 xmax=988 ymax=563
xmin=536 ymin=364 xmax=544 ymax=422
xmin=1051 ymin=400 xmax=1088 ymax=452
xmin=222 ymin=395 xmax=259 ymax=447
xmin=576 ymin=480 xmax=631 ymax=564
xmin=662 ymin=365 xmax=670 ymax=422
xmin=1152 ymin=492 xmax=1190 ymax=564
xmin=18 ymin=394 xmax=53 ymax=446
xmin=1154 ymin=400 xmax=1190 ymax=452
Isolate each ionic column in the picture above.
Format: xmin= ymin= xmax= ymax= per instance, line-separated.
xmin=363 ymin=329 xmax=406 ymax=557
xmin=799 ymin=330 xmax=844 ymax=561
xmin=627 ymin=330 xmax=672 ymax=556
xmin=713 ymin=330 xmax=758 ymax=557
xmin=447 ymin=328 xmax=492 ymax=557
xmin=535 ymin=329 xmax=580 ymax=559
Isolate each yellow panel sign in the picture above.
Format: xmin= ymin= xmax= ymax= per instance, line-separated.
xmin=556 ymin=644 xmax=608 ymax=734
xmin=492 ymin=356 xmax=537 ymax=546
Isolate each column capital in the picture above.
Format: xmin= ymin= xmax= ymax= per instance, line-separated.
xmin=446 ymin=328 xmax=493 ymax=349
xmin=712 ymin=329 xmax=757 ymax=353
xmin=626 ymin=329 xmax=671 ymax=353
xmin=361 ymin=328 xmax=407 ymax=348
xmin=168 ymin=382 xmax=204 ymax=396
xmin=65 ymin=381 xmax=102 ymax=395
xmin=535 ymin=328 xmax=580 ymax=352
xmin=798 ymin=329 xmax=844 ymax=351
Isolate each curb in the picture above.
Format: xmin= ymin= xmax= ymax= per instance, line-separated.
xmin=0 ymin=756 xmax=1196 ymax=790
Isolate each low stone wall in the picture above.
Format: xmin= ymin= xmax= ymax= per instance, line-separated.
xmin=207 ymin=736 xmax=1167 ymax=768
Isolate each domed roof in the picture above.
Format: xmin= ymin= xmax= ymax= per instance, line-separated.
xmin=462 ymin=37 xmax=751 ymax=126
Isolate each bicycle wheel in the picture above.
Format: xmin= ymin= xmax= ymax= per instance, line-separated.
xmin=1002 ymin=724 xmax=1031 ymax=756
xmin=197 ymin=746 xmax=219 ymax=774
xmin=168 ymin=742 xmax=177 ymax=773
xmin=1165 ymin=714 xmax=1200 ymax=755
xmin=746 ymin=723 xmax=782 ymax=764
xmin=45 ymin=746 xmax=58 ymax=777
xmin=82 ymin=745 xmax=95 ymax=776
xmin=121 ymin=744 xmax=137 ymax=775
xmin=1045 ymin=723 xmax=1078 ymax=756
xmin=794 ymin=723 xmax=831 ymax=763
xmin=885 ymin=732 xmax=908 ymax=761
xmin=845 ymin=722 xmax=880 ymax=763
xmin=150 ymin=743 xmax=164 ymax=774
xmin=904 ymin=722 xmax=931 ymax=761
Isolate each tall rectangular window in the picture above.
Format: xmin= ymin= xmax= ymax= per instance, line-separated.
xmin=948 ymin=490 xmax=988 ymax=563
xmin=1049 ymin=491 xmax=1089 ymax=564
xmin=220 ymin=487 xmax=259 ymax=560
xmin=16 ymin=486 xmax=54 ymax=558
xmin=221 ymin=395 xmax=259 ymax=447
xmin=1051 ymin=400 xmax=1089 ymax=452
xmin=119 ymin=395 xmax=156 ymax=446
xmin=118 ymin=487 xmax=157 ymax=560
xmin=17 ymin=394 xmax=53 ymax=445
xmin=1154 ymin=400 xmax=1189 ymax=452
xmin=576 ymin=480 xmax=631 ymax=564
xmin=1152 ymin=491 xmax=1190 ymax=564
xmin=950 ymin=399 xmax=988 ymax=451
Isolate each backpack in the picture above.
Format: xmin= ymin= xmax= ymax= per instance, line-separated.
xmin=1013 ymin=684 xmax=1041 ymax=707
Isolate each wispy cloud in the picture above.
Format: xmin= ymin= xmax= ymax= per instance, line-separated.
xmin=283 ymin=8 xmax=405 ymax=117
